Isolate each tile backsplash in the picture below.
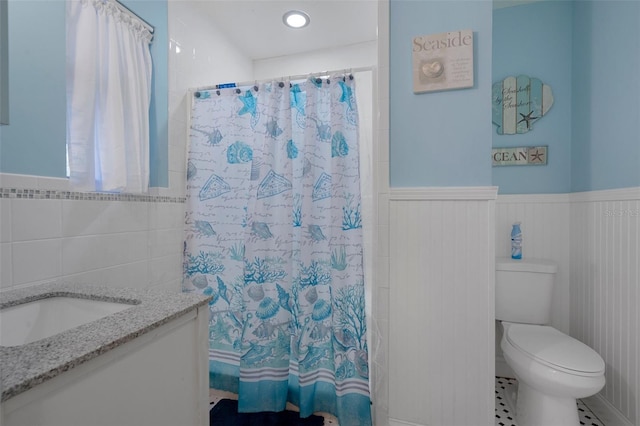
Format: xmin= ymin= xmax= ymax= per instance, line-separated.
xmin=0 ymin=178 xmax=185 ymax=292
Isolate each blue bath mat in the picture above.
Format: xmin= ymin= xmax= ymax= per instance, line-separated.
xmin=209 ymin=398 xmax=324 ymax=426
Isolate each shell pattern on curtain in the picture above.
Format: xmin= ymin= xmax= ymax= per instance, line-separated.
xmin=183 ymin=75 xmax=371 ymax=426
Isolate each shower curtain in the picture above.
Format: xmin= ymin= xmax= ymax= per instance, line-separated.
xmin=183 ymin=74 xmax=371 ymax=426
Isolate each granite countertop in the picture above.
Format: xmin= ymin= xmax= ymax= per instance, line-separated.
xmin=0 ymin=282 xmax=211 ymax=402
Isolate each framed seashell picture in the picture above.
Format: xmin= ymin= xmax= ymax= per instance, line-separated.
xmin=412 ymin=30 xmax=474 ymax=93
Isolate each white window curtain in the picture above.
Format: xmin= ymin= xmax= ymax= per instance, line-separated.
xmin=66 ymin=0 xmax=153 ymax=194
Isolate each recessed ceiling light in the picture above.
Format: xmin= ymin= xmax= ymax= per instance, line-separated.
xmin=283 ymin=10 xmax=310 ymax=29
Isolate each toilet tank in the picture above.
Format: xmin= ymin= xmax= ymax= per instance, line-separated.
xmin=495 ymin=258 xmax=558 ymax=325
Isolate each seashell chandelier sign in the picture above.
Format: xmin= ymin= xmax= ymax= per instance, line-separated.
xmin=492 ymin=75 xmax=554 ymax=134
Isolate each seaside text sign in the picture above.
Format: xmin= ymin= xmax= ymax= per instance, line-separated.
xmin=492 ymin=146 xmax=548 ymax=166
xmin=412 ymin=30 xmax=474 ymax=93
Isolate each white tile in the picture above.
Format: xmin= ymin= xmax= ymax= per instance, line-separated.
xmin=149 ymin=228 xmax=183 ymax=259
xmin=149 ymin=254 xmax=182 ymax=288
xmin=0 ymin=173 xmax=39 ymax=189
xmin=377 ymin=69 xmax=389 ymax=101
xmin=105 ymin=202 xmax=149 ymax=233
xmin=62 ymin=200 xmax=149 ymax=237
xmin=66 ymin=261 xmax=150 ymax=289
xmin=0 ymin=199 xmax=11 ymax=243
xmin=377 ymin=193 xmax=389 ymax=226
xmin=37 ymin=176 xmax=70 ymax=191
xmin=376 ymin=254 xmax=390 ymax=290
xmin=63 ymin=268 xmax=107 ymax=287
xmin=494 ymin=377 xmax=605 ymax=426
xmin=62 ymin=232 xmax=149 ymax=275
xmin=377 ymin=224 xmax=389 ymax=258
xmin=109 ymin=261 xmax=151 ymax=289
xmin=169 ymin=119 xmax=187 ymax=147
xmin=0 ymin=242 xmax=12 ymax=288
xmin=168 ymin=171 xmax=186 ymax=197
xmin=376 ymin=286 xmax=390 ymax=321
xmin=377 ymin=96 xmax=389 ymax=131
xmin=149 ymin=203 xmax=185 ymax=230
xmin=150 ymin=278 xmax=182 ymax=292
xmin=62 ymin=200 xmax=110 ymax=236
xmin=378 ymin=161 xmax=389 ymax=194
xmin=11 ymin=199 xmax=62 ymax=241
xmin=12 ymin=239 xmax=62 ymax=285
xmin=169 ymin=141 xmax=187 ymax=174
xmin=377 ymin=128 xmax=390 ymax=165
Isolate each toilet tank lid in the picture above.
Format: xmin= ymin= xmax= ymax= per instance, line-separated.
xmin=496 ymin=257 xmax=558 ymax=273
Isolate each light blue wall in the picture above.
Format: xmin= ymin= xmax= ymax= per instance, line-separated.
xmin=0 ymin=0 xmax=168 ymax=188
xmin=492 ymin=2 xmax=573 ymax=194
xmin=571 ymin=0 xmax=640 ymax=192
xmin=389 ymin=0 xmax=493 ymax=187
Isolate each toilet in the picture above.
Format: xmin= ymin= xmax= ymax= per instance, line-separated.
xmin=496 ymin=257 xmax=605 ymax=426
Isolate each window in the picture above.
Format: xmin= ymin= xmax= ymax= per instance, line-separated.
xmin=66 ymin=0 xmax=153 ymax=194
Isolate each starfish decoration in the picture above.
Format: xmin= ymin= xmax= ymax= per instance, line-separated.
xmin=290 ymin=84 xmax=305 ymax=115
xmin=237 ymin=91 xmax=257 ymax=118
xmin=518 ymin=111 xmax=538 ymax=129
xmin=529 ymin=149 xmax=545 ymax=163
xmin=338 ymin=81 xmax=354 ymax=111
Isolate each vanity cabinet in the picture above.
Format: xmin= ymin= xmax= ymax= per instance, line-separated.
xmin=1 ymin=306 xmax=209 ymax=426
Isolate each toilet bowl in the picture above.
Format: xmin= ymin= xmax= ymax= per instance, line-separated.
xmin=501 ymin=322 xmax=605 ymax=426
xmin=495 ymin=257 xmax=606 ymax=426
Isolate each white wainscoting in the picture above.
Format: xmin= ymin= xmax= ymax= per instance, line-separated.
xmin=388 ymin=187 xmax=497 ymax=426
xmin=570 ymin=187 xmax=640 ymax=426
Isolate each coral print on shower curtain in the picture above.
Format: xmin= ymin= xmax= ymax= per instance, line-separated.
xmin=183 ymin=75 xmax=371 ymax=426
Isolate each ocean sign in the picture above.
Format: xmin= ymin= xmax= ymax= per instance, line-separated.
xmin=492 ymin=75 xmax=553 ymax=135
xmin=492 ymin=146 xmax=548 ymax=166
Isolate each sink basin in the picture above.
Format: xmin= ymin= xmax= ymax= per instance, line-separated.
xmin=0 ymin=296 xmax=133 ymax=347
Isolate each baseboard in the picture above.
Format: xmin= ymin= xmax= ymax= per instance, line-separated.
xmin=581 ymin=394 xmax=634 ymax=426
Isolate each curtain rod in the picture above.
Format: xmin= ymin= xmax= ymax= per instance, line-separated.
xmin=192 ymin=66 xmax=374 ymax=93
xmin=113 ymin=0 xmax=155 ymax=34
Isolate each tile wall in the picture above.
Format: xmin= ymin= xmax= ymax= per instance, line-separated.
xmin=0 ymin=179 xmax=185 ymax=292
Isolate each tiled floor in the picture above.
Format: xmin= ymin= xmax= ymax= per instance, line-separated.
xmin=495 ymin=377 xmax=605 ymax=426
xmin=209 ymin=388 xmax=339 ymax=425
xmin=211 ymin=379 xmax=605 ymax=426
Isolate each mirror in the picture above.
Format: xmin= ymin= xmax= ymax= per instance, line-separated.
xmin=0 ymin=0 xmax=7 ymax=125
xmin=0 ymin=0 xmax=168 ymax=187
xmin=1 ymin=1 xmax=66 ymax=177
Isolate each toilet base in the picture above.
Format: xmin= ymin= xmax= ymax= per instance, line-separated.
xmin=516 ymin=382 xmax=579 ymax=426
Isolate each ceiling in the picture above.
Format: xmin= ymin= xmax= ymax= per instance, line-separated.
xmin=193 ymin=0 xmax=378 ymax=61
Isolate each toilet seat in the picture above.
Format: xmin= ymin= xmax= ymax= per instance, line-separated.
xmin=505 ymin=324 xmax=605 ymax=376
